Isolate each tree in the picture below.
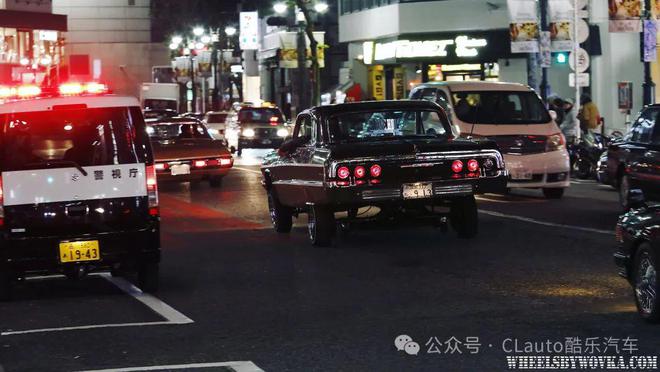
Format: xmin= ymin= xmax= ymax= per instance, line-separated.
xmin=294 ymin=0 xmax=320 ymax=107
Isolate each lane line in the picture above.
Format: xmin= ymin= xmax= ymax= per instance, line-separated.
xmin=233 ymin=166 xmax=262 ymax=175
xmin=75 ymin=361 xmax=264 ymax=372
xmin=2 ymin=274 xmax=193 ymax=336
xmin=479 ymin=209 xmax=614 ymax=235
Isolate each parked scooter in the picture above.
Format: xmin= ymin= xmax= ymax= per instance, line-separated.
xmin=568 ymin=133 xmax=610 ymax=179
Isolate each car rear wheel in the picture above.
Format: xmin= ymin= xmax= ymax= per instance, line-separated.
xmin=0 ymin=267 xmax=11 ymax=301
xmin=633 ymin=243 xmax=660 ymax=322
xmin=268 ymin=190 xmax=292 ymax=233
xmin=308 ymin=205 xmax=335 ymax=246
xmin=543 ymin=188 xmax=564 ymax=199
xmin=209 ymin=176 xmax=223 ymax=188
xmin=450 ymin=195 xmax=478 ymax=239
xmin=138 ymin=262 xmax=159 ymax=293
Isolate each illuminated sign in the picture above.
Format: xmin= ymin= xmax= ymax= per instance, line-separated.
xmin=364 ymin=36 xmax=489 ymax=63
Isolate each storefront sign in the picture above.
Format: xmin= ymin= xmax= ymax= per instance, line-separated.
xmin=393 ymin=67 xmax=404 ymax=100
xmin=239 ymin=11 xmax=259 ymax=50
xmin=370 ymin=66 xmax=385 ymax=101
xmin=617 ymin=82 xmax=633 ymax=110
xmin=368 ymin=36 xmax=487 ymax=63
xmin=569 ymin=72 xmax=590 ymax=87
xmin=608 ymin=0 xmax=642 ymax=32
xmin=507 ymin=0 xmax=539 ymax=53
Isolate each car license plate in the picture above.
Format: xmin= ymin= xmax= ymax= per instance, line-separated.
xmin=59 ymin=240 xmax=100 ymax=263
xmin=402 ymin=183 xmax=433 ymax=199
xmin=261 ymin=139 xmax=272 ymax=145
xmin=511 ymin=170 xmax=532 ymax=180
xmin=170 ymin=164 xmax=191 ymax=176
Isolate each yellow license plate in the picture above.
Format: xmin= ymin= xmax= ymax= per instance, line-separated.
xmin=59 ymin=240 xmax=100 ymax=263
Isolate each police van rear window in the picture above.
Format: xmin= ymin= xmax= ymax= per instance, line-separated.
xmin=0 ymin=107 xmax=150 ymax=172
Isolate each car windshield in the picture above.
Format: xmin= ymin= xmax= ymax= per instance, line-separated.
xmin=147 ymin=122 xmax=211 ymax=141
xmin=238 ymin=108 xmax=284 ymax=123
xmin=451 ymin=91 xmax=550 ymax=124
xmin=327 ymin=109 xmax=450 ymax=143
xmin=0 ymin=107 xmax=149 ymax=171
xmin=206 ymin=113 xmax=228 ymax=123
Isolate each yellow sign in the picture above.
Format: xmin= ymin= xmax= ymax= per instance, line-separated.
xmin=393 ymin=67 xmax=404 ymax=100
xmin=370 ymin=65 xmax=385 ymax=100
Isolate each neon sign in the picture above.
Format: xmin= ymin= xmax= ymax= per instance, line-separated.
xmin=364 ymin=36 xmax=488 ymax=63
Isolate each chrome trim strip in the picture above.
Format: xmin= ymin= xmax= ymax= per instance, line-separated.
xmin=272 ymin=179 xmax=324 ymax=187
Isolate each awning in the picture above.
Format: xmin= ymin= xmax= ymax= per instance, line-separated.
xmin=0 ymin=10 xmax=67 ymax=31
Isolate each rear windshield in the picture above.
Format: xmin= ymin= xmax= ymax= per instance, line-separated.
xmin=238 ymin=108 xmax=284 ymax=123
xmin=144 ymin=99 xmax=177 ymax=111
xmin=328 ymin=109 xmax=450 ymax=143
xmin=451 ymin=91 xmax=550 ymax=124
xmin=147 ymin=122 xmax=211 ymax=141
xmin=206 ymin=113 xmax=228 ymax=123
xmin=0 ymin=107 xmax=151 ymax=171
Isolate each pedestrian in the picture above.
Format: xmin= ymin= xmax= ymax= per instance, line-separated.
xmin=548 ymin=96 xmax=565 ymax=126
xmin=559 ymin=98 xmax=578 ymax=145
xmin=579 ymin=93 xmax=600 ymax=145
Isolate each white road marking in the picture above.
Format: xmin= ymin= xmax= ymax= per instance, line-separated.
xmin=479 ymin=209 xmax=614 ymax=235
xmin=1 ymin=273 xmax=192 ymax=336
xmin=75 ymin=361 xmax=264 ymax=372
xmin=476 ymin=195 xmax=542 ymax=204
xmin=233 ymin=166 xmax=262 ymax=175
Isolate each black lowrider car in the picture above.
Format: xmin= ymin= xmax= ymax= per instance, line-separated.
xmin=615 ymin=201 xmax=660 ymax=321
xmin=261 ymin=100 xmax=507 ymax=246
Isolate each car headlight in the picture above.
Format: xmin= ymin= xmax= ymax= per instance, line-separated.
xmin=277 ymin=128 xmax=289 ymax=137
xmin=546 ymin=133 xmax=565 ymax=152
xmin=243 ymin=128 xmax=255 ymax=138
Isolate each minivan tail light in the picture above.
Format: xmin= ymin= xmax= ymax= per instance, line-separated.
xmin=146 ymin=165 xmax=159 ymax=216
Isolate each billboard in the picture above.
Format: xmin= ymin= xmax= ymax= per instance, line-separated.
xmin=240 ymin=11 xmax=259 ymax=50
xmin=507 ymin=0 xmax=539 ymax=53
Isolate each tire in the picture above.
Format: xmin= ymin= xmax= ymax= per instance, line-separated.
xmin=619 ymin=174 xmax=631 ymax=210
xmin=308 ymin=205 xmax=335 ymax=246
xmin=0 ymin=267 xmax=11 ymax=301
xmin=450 ymin=195 xmax=478 ymax=239
xmin=209 ymin=176 xmax=223 ymax=188
xmin=543 ymin=188 xmax=565 ymax=199
xmin=633 ymin=243 xmax=660 ymax=322
xmin=267 ymin=190 xmax=292 ymax=233
xmin=138 ymin=262 xmax=159 ymax=293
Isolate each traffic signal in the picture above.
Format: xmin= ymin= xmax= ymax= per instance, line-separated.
xmin=555 ymin=52 xmax=568 ymax=64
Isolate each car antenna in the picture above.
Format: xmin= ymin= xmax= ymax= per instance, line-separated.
xmin=468 ymin=100 xmax=478 ymax=139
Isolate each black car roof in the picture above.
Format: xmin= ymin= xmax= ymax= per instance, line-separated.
xmin=306 ymin=100 xmax=443 ymax=116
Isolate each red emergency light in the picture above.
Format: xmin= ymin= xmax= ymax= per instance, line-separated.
xmin=59 ymin=82 xmax=109 ymax=96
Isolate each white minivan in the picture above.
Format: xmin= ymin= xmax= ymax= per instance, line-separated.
xmin=410 ymin=81 xmax=570 ymax=199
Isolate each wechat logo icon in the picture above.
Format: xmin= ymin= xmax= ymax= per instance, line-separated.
xmin=395 ymin=334 xmax=420 ymax=356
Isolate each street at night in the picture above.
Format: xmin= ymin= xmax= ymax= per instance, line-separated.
xmin=0 ymin=150 xmax=657 ymax=371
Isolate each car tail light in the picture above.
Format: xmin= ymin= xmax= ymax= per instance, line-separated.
xmin=219 ymin=158 xmax=232 ymax=166
xmin=467 ymin=159 xmax=479 ymax=172
xmin=451 ymin=160 xmax=464 ymax=173
xmin=269 ymin=116 xmax=279 ymax=125
xmin=354 ymin=166 xmax=366 ymax=178
xmin=337 ymin=166 xmax=350 ymax=179
xmin=546 ymin=133 xmax=565 ymax=152
xmin=146 ymin=165 xmax=159 ymax=216
xmin=370 ymin=164 xmax=382 ymax=178
xmin=155 ymin=163 xmax=167 ymax=171
xmin=194 ymin=160 xmax=207 ymax=168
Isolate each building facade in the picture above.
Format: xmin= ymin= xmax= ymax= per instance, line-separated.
xmin=52 ymin=0 xmax=169 ymax=97
xmin=338 ymin=0 xmax=650 ymax=134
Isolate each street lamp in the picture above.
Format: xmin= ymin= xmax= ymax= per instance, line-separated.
xmin=273 ymin=2 xmax=287 ymax=14
xmin=224 ymin=26 xmax=237 ymax=37
xmin=314 ymin=2 xmax=328 ymax=13
xmin=200 ymin=35 xmax=211 ymax=44
xmin=193 ymin=27 xmax=204 ymax=36
xmin=172 ymin=35 xmax=183 ymax=45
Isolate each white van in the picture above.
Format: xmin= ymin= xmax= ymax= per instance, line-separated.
xmin=410 ymin=81 xmax=570 ymax=199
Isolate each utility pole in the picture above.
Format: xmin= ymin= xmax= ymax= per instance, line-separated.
xmin=539 ymin=0 xmax=549 ymax=102
xmin=642 ymin=0 xmax=656 ymax=105
xmin=190 ymin=54 xmax=196 ymax=112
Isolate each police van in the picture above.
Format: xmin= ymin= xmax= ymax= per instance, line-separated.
xmin=0 ymin=83 xmax=160 ymax=300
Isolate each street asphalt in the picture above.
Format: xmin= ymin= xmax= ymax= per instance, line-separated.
xmin=0 ymin=149 xmax=657 ymax=372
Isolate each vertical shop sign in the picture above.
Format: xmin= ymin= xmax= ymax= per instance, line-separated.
xmin=548 ymin=0 xmax=574 ymax=51
xmin=643 ymin=20 xmax=658 ymax=62
xmin=370 ymin=66 xmax=385 ymax=101
xmin=393 ymin=67 xmax=404 ymax=100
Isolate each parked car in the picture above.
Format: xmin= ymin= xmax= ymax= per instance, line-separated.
xmin=203 ymin=111 xmax=229 ymax=140
xmin=225 ymin=103 xmax=290 ymax=155
xmin=410 ymin=81 xmax=570 ymax=199
xmin=143 ymin=108 xmax=178 ymax=120
xmin=605 ymin=105 xmax=660 ymax=209
xmin=0 ymin=85 xmax=161 ymax=299
xmin=181 ymin=112 xmax=205 ymax=121
xmin=261 ymin=100 xmax=507 ymax=246
xmin=146 ymin=117 xmax=233 ymax=187
xmin=615 ymin=201 xmax=660 ymax=321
